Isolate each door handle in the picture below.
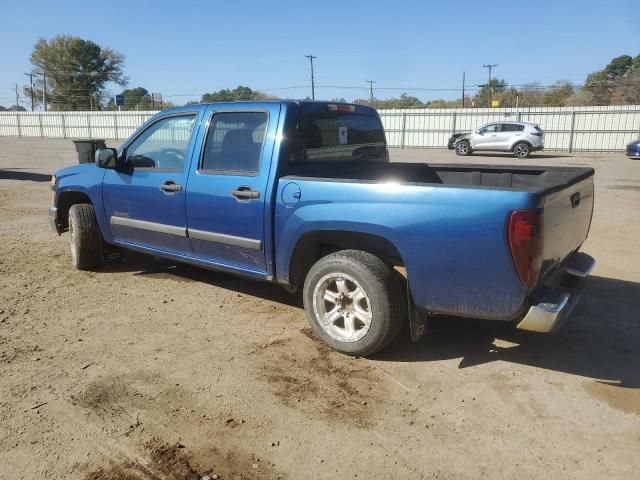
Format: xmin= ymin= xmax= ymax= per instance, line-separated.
xmin=231 ymin=186 xmax=260 ymax=201
xmin=159 ymin=181 xmax=182 ymax=194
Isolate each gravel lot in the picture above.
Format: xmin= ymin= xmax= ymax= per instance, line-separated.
xmin=1 ymin=138 xmax=639 ymax=480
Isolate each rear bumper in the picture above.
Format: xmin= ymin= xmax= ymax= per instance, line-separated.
xmin=517 ymin=252 xmax=595 ymax=333
xmin=48 ymin=206 xmax=63 ymax=235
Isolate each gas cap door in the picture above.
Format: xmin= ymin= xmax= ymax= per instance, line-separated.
xmin=281 ymin=182 xmax=301 ymax=207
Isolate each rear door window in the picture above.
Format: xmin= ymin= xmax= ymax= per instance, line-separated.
xmin=200 ymin=111 xmax=268 ymax=174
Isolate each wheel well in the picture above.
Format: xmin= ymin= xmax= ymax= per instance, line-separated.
xmin=512 ymin=140 xmax=532 ymax=150
xmin=57 ymin=191 xmax=92 ymax=229
xmin=288 ymin=231 xmax=404 ymax=287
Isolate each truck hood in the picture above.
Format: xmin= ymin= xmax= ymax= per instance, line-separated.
xmin=54 ymin=163 xmax=96 ymax=180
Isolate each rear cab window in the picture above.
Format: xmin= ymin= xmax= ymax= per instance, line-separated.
xmin=285 ymin=104 xmax=387 ymax=164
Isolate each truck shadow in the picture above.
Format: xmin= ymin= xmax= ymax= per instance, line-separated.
xmin=466 ymin=153 xmax=573 ymax=160
xmin=376 ymin=275 xmax=640 ymax=389
xmin=100 ymin=254 xmax=639 ymax=389
xmin=0 ymin=168 xmax=52 ymax=182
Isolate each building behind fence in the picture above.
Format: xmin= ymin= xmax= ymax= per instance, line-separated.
xmin=1 ymin=105 xmax=639 ymax=152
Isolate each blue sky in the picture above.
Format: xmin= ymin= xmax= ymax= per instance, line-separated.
xmin=0 ymin=0 xmax=637 ymax=107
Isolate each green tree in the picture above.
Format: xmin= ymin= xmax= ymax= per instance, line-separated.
xmin=584 ymin=70 xmax=611 ymax=105
xmin=474 ymin=78 xmax=507 ymax=107
xmin=201 ymin=86 xmax=272 ymax=103
xmin=542 ymin=81 xmax=574 ymax=106
xmin=355 ymin=93 xmax=425 ymax=109
xmin=0 ymin=105 xmax=27 ymax=111
xmin=25 ymin=35 xmax=127 ymax=110
xmin=611 ymin=70 xmax=640 ymax=105
xmin=605 ymin=55 xmax=633 ymax=80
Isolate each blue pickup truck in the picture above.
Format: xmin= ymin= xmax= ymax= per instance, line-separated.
xmin=49 ymin=101 xmax=595 ymax=355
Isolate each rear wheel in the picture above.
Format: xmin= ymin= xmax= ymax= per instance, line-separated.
xmin=303 ymin=250 xmax=404 ymax=356
xmin=456 ymin=141 xmax=472 ymax=156
xmin=513 ymin=142 xmax=531 ymax=158
xmin=68 ymin=203 xmax=102 ymax=270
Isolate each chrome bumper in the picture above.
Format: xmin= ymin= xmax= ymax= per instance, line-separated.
xmin=517 ymin=252 xmax=595 ymax=333
xmin=48 ymin=206 xmax=62 ymax=235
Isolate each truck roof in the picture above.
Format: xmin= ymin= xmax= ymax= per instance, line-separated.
xmin=161 ymin=100 xmax=378 ymax=115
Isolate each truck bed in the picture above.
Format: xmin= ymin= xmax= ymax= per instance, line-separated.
xmin=278 ymin=160 xmax=595 ymax=320
xmin=283 ymin=161 xmax=594 ymax=195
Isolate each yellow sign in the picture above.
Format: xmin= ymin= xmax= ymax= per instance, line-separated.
xmin=491 ymin=99 xmax=500 ymax=108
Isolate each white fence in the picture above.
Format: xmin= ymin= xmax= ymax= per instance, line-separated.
xmin=379 ymin=105 xmax=640 ymax=152
xmin=0 ymin=111 xmax=156 ymax=141
xmin=1 ymin=106 xmax=639 ymax=152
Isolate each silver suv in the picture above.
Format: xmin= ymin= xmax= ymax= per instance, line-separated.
xmin=453 ymin=121 xmax=544 ymax=158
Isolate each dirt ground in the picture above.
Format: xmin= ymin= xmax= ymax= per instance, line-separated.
xmin=1 ymin=138 xmax=639 ymax=480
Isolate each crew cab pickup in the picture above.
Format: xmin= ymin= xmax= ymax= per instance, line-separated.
xmin=49 ymin=101 xmax=595 ymax=356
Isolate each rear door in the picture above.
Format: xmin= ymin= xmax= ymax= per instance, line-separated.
xmin=185 ymin=104 xmax=280 ymax=274
xmin=102 ymin=112 xmax=200 ymax=255
xmin=495 ymin=123 xmax=521 ymax=149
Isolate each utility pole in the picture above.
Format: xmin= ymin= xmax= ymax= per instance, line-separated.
xmin=15 ymin=83 xmax=19 ymax=108
xmin=461 ymin=71 xmax=465 ymax=108
xmin=42 ymin=73 xmax=47 ymax=112
xmin=305 ymin=54 xmax=317 ymax=100
xmin=366 ymin=80 xmax=375 ymax=107
xmin=24 ymin=73 xmax=35 ymax=111
xmin=482 ymin=64 xmax=497 ymax=108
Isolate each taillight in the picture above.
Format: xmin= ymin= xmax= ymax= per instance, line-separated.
xmin=507 ymin=209 xmax=543 ymax=287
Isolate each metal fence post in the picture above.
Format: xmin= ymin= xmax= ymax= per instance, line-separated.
xmin=38 ymin=113 xmax=44 ymax=138
xmin=16 ymin=112 xmax=22 ymax=138
xmin=516 ymin=111 xmax=522 ymax=122
xmin=568 ymin=110 xmax=576 ymax=153
xmin=400 ymin=113 xmax=407 ymax=149
xmin=61 ymin=114 xmax=66 ymax=139
xmin=114 ymin=113 xmax=119 ymax=140
xmin=87 ymin=113 xmax=92 ymax=139
xmin=451 ymin=112 xmax=457 ymax=135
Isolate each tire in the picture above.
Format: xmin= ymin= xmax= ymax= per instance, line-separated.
xmin=68 ymin=203 xmax=102 ymax=270
xmin=303 ymin=250 xmax=405 ymax=356
xmin=513 ymin=142 xmax=532 ymax=158
xmin=455 ymin=141 xmax=472 ymax=156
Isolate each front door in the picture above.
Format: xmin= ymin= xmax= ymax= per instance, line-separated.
xmin=185 ymin=105 xmax=280 ymax=274
xmin=472 ymin=123 xmax=500 ymax=150
xmin=102 ymin=112 xmax=200 ymax=256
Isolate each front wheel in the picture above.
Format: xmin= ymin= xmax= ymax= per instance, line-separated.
xmin=68 ymin=203 xmax=102 ymax=270
xmin=513 ymin=142 xmax=532 ymax=158
xmin=303 ymin=250 xmax=404 ymax=356
xmin=455 ymin=141 xmax=472 ymax=156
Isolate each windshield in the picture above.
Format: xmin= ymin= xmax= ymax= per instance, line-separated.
xmin=286 ymin=111 xmax=387 ymax=163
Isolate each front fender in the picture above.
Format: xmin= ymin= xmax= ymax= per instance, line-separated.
xmin=54 ymin=164 xmax=109 ymax=241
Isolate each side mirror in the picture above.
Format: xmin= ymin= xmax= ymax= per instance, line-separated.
xmin=95 ymin=148 xmax=118 ymax=168
xmin=475 ymin=130 xmax=482 ymax=135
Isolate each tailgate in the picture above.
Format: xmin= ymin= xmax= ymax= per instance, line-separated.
xmin=539 ymin=175 xmax=594 ymax=279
